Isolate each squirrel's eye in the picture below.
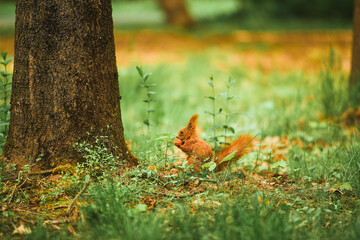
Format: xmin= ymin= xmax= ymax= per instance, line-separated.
xmin=180 ymin=131 xmax=183 ymax=134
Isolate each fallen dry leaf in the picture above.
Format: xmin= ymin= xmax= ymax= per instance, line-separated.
xmin=67 ymin=225 xmax=78 ymax=236
xmin=13 ymin=223 xmax=31 ymax=235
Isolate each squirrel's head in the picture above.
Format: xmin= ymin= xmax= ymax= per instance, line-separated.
xmin=176 ymin=114 xmax=198 ymax=142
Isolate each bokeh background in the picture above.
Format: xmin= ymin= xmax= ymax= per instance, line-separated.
xmin=0 ymin=0 xmax=355 ymax=139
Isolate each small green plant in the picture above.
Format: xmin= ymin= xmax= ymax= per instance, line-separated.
xmin=219 ymin=77 xmax=239 ymax=146
xmin=74 ymin=132 xmax=120 ymax=182
xmin=205 ymin=76 xmax=243 ymax=150
xmin=205 ymin=76 xmax=222 ymax=150
xmin=151 ymin=133 xmax=176 ymax=167
xmin=0 ymin=51 xmax=13 ymax=153
xmin=201 ymin=150 xmax=237 ymax=183
xmin=136 ymin=66 xmax=156 ymax=140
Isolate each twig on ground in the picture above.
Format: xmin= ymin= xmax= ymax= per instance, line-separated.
xmin=50 ymin=205 xmax=68 ymax=210
xmin=157 ymin=189 xmax=204 ymax=198
xmin=66 ymin=178 xmax=91 ymax=216
xmin=4 ymin=165 xmax=73 ymax=181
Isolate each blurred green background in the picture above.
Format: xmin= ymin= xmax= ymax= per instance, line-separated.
xmin=0 ymin=0 xmax=353 ymax=37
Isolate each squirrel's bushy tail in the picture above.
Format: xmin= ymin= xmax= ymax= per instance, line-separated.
xmin=215 ymin=134 xmax=254 ymax=170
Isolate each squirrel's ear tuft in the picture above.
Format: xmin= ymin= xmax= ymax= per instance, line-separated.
xmin=187 ymin=114 xmax=198 ymax=130
xmin=189 ymin=114 xmax=199 ymax=124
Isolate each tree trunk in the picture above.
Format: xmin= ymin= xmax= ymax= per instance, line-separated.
xmin=5 ymin=0 xmax=138 ymax=170
xmin=158 ymin=0 xmax=194 ymax=28
xmin=350 ymin=0 xmax=360 ymax=86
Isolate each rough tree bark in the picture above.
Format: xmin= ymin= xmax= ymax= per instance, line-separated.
xmin=351 ymin=0 xmax=360 ymax=86
xmin=5 ymin=0 xmax=138 ymax=170
xmin=158 ymin=0 xmax=194 ymax=28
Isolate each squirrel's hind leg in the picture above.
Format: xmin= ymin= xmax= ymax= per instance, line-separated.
xmin=186 ymin=156 xmax=202 ymax=172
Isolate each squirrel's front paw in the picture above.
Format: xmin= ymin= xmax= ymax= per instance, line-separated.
xmin=174 ymin=138 xmax=183 ymax=146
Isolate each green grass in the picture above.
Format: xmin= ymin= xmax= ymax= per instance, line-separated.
xmin=76 ymin=186 xmax=359 ymax=240
xmin=22 ymin=181 xmax=360 ymax=240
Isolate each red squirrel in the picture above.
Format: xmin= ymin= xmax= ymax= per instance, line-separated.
xmin=174 ymin=114 xmax=253 ymax=171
